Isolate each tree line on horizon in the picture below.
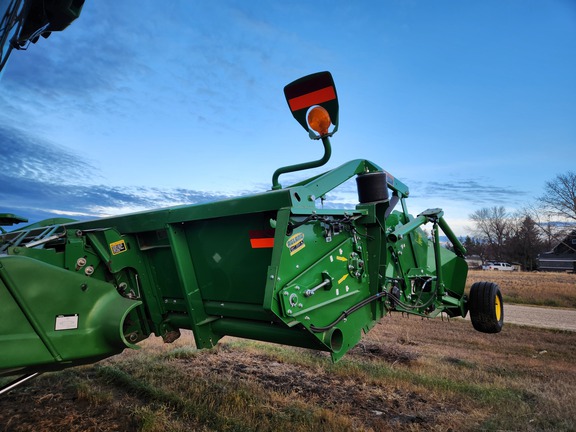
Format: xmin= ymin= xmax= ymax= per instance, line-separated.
xmin=452 ymin=171 xmax=576 ymax=271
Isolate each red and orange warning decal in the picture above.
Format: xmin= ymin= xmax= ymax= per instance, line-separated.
xmin=287 ymin=86 xmax=336 ymax=112
xmin=249 ymin=230 xmax=275 ymax=249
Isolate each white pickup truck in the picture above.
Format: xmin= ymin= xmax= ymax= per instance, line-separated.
xmin=482 ymin=262 xmax=515 ymax=271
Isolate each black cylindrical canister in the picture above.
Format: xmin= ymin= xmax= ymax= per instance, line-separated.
xmin=356 ymin=171 xmax=389 ymax=203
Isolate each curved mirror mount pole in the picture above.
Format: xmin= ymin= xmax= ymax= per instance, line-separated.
xmin=271 ymin=136 xmax=332 ymax=190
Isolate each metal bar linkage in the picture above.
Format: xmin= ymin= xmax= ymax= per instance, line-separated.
xmin=0 ymin=373 xmax=40 ymax=396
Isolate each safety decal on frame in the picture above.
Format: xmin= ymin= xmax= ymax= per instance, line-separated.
xmin=55 ymin=314 xmax=79 ymax=331
xmin=110 ymin=239 xmax=127 ymax=255
xmin=286 ymin=232 xmax=305 ymax=256
xmin=249 ymin=229 xmax=275 ymax=249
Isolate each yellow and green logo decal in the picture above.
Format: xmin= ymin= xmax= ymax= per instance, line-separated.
xmin=286 ymin=232 xmax=305 ymax=256
xmin=110 ymin=239 xmax=127 ymax=255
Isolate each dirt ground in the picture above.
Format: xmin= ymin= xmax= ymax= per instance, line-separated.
xmin=0 ymin=333 xmax=435 ymax=432
xmin=2 ymin=313 xmax=575 ymax=432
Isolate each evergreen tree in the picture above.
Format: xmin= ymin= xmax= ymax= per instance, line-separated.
xmin=508 ymin=216 xmax=544 ymax=271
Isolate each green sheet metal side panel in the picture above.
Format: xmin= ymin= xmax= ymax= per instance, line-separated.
xmin=0 ymin=255 xmax=141 ymax=371
xmin=137 ymin=242 xmax=184 ymax=303
xmin=267 ymin=210 xmax=380 ymax=361
xmin=133 ymin=211 xmax=280 ymax=338
xmin=68 ymin=189 xmax=294 ymax=235
xmin=185 ymin=211 xmax=277 ymax=306
xmin=0 ymin=275 xmax=54 ymax=368
xmin=429 ymin=246 xmax=468 ymax=297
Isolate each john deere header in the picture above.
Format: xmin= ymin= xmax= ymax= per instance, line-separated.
xmin=0 ymin=71 xmax=503 ymax=395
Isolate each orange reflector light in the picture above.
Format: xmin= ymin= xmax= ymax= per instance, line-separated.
xmin=307 ymin=106 xmax=331 ymax=136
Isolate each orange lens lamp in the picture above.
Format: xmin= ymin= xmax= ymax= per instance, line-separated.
xmin=307 ymin=106 xmax=331 ymax=136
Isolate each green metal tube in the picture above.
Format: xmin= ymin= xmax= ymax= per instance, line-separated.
xmin=271 ymin=136 xmax=332 ymax=190
xmin=211 ymin=318 xmax=327 ymax=351
xmin=432 ymin=222 xmax=445 ymax=296
xmin=203 ymin=301 xmax=274 ymax=321
xmin=387 ymin=214 xmax=428 ymax=243
xmin=438 ymin=217 xmax=467 ymax=257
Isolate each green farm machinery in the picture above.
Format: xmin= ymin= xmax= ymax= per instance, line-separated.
xmin=0 ymin=2 xmax=503 ymax=395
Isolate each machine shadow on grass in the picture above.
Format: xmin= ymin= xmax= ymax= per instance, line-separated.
xmin=1 ymin=316 xmax=575 ymax=432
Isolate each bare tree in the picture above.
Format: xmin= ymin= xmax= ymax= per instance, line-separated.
xmin=539 ymin=171 xmax=576 ymax=222
xmin=524 ymin=171 xmax=576 ymax=255
xmin=469 ymin=206 xmax=512 ymax=260
xmin=521 ymin=204 xmax=567 ymax=251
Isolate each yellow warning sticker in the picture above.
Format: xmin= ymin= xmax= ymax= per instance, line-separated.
xmin=110 ymin=239 xmax=127 ymax=255
xmin=415 ymin=231 xmax=424 ymax=246
xmin=286 ymin=232 xmax=305 ymax=256
xmin=338 ymin=274 xmax=349 ymax=285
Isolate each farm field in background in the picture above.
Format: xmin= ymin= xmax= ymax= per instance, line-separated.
xmin=467 ymin=269 xmax=576 ymax=308
xmin=1 ymin=271 xmax=575 ymax=432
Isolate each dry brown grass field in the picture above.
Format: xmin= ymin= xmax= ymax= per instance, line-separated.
xmin=1 ymin=271 xmax=574 ymax=432
xmin=467 ymin=269 xmax=576 ymax=308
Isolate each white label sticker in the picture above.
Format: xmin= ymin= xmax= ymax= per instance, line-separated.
xmin=55 ymin=314 xmax=79 ymax=331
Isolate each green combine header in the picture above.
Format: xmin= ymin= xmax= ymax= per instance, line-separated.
xmin=0 ymin=0 xmax=503 ymax=396
xmin=0 ymin=71 xmax=504 ymax=394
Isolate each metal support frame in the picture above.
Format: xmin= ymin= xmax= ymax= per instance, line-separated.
xmin=0 ymin=372 xmax=40 ymax=395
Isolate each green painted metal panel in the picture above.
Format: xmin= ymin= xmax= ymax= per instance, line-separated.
xmin=0 ymin=276 xmax=54 ymax=369
xmin=0 ymin=255 xmax=141 ymax=372
xmin=185 ymin=212 xmax=277 ymax=305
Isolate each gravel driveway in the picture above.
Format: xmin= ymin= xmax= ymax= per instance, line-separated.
xmin=503 ymin=304 xmax=576 ymax=332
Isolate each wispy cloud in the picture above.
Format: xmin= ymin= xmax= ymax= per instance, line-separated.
xmin=0 ymin=124 xmax=94 ymax=184
xmin=0 ymin=2 xmax=311 ymax=132
xmin=410 ymin=178 xmax=529 ymax=206
xmin=0 ymin=3 xmax=148 ymax=117
xmin=0 ymin=124 xmax=232 ymax=224
xmin=258 ymin=169 xmax=529 ymax=211
xmin=1 ymin=119 xmax=531 ymax=227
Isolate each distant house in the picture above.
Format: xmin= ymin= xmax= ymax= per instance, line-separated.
xmin=537 ymin=230 xmax=576 ymax=272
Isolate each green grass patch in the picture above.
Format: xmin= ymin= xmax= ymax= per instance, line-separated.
xmin=223 ymin=339 xmax=526 ymax=406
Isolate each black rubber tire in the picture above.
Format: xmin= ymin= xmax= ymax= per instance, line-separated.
xmin=469 ymin=281 xmax=504 ymax=333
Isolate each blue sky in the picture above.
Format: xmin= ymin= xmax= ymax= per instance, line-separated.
xmin=1 ymin=0 xmax=575 ymax=236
